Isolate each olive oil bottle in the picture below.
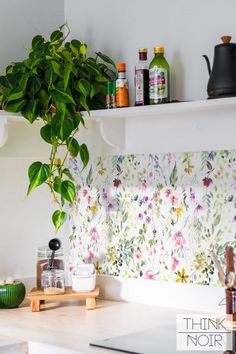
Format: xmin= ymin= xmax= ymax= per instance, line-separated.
xmin=149 ymin=47 xmax=170 ymax=104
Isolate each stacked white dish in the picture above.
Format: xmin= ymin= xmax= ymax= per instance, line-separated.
xmin=71 ymin=264 xmax=96 ymax=292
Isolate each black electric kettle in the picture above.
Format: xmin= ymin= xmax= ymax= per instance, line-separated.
xmin=203 ymin=36 xmax=236 ymax=99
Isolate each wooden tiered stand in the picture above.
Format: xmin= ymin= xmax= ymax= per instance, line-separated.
xmin=27 ymin=286 xmax=100 ymax=312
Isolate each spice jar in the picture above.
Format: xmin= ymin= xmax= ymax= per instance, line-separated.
xmin=36 ymin=246 xmax=64 ymax=289
xmin=41 ymin=269 xmax=65 ymax=295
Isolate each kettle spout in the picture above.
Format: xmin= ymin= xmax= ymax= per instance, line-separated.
xmin=202 ymin=55 xmax=211 ymax=75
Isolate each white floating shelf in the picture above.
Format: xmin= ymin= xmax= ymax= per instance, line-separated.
xmin=1 ymin=97 xmax=236 ymax=154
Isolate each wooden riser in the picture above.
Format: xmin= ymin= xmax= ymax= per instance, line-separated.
xmin=27 ymin=286 xmax=100 ymax=312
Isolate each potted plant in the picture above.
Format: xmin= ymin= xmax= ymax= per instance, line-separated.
xmin=0 ymin=24 xmax=116 ymax=233
xmin=0 ymin=278 xmax=25 ymax=308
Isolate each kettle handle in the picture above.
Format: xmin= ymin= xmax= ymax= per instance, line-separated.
xmin=202 ymin=55 xmax=211 ymax=75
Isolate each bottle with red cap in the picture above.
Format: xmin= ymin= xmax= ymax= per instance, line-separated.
xmin=116 ymin=62 xmax=129 ymax=108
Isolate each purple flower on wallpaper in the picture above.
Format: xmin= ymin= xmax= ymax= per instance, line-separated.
xmin=208 ymin=151 xmax=216 ymax=160
xmin=138 ymin=213 xmax=143 ymax=220
xmin=102 ymin=188 xmax=108 ymax=200
xmin=107 ymin=202 xmax=114 ymax=210
xmin=146 ymin=216 xmax=151 ymax=224
xmin=149 ymin=172 xmax=154 ymax=178
xmin=189 ymin=187 xmax=196 ymax=202
xmin=148 ymin=203 xmax=153 ymax=209
xmin=173 ymin=231 xmax=186 ymax=247
xmin=113 ymin=178 xmax=122 ymax=188
xmin=194 ymin=204 xmax=204 ymax=213
xmin=233 ymin=215 xmax=236 ymax=222
xmin=143 ymin=196 xmax=149 ymax=203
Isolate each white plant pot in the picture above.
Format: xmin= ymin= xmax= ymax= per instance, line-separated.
xmin=71 ymin=273 xmax=96 ymax=293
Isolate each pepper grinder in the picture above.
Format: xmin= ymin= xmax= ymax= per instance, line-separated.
xmin=48 ymin=238 xmax=61 ymax=270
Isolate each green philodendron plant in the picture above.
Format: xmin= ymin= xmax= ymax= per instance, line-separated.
xmin=0 ymin=24 xmax=116 ymax=233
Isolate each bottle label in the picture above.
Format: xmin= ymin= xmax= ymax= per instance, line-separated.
xmin=135 ymin=69 xmax=144 ymax=105
xmin=116 ymin=78 xmax=129 ymax=107
xmin=149 ymin=66 xmax=168 ymax=99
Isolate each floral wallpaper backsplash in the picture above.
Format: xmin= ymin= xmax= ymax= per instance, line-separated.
xmin=68 ymin=150 xmax=236 ymax=286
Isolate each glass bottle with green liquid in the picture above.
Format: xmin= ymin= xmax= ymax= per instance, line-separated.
xmin=149 ymin=47 xmax=170 ymax=104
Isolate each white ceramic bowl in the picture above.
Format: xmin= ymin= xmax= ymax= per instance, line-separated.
xmin=71 ymin=273 xmax=96 ymax=292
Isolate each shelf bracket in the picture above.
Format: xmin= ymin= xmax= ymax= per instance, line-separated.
xmin=95 ymin=117 xmax=125 ymax=152
xmin=0 ymin=117 xmax=8 ymax=148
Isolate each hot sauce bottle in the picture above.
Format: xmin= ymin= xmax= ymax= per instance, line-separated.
xmin=116 ymin=63 xmax=129 ymax=108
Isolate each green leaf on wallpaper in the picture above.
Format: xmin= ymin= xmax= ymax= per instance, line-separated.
xmin=213 ymin=214 xmax=221 ymax=227
xmin=86 ymin=166 xmax=93 ymax=186
xmin=169 ymin=162 xmax=178 ymax=186
xmin=207 ymin=161 xmax=213 ymax=170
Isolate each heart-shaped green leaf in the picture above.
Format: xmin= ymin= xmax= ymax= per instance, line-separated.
xmin=80 ymin=144 xmax=89 ymax=169
xmin=52 ymin=210 xmax=67 ymax=232
xmin=27 ymin=161 xmax=50 ymax=195
xmin=40 ymin=124 xmax=52 ymax=144
xmin=67 ymin=137 xmax=80 ymax=157
xmin=61 ymin=180 xmax=76 ymax=203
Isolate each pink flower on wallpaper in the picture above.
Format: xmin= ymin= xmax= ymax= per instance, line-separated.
xmin=152 ymin=192 xmax=161 ymax=203
xmin=139 ymin=179 xmax=147 ymax=191
xmin=87 ymin=195 xmax=93 ymax=205
xmin=145 ymin=269 xmax=156 ymax=280
xmin=68 ymin=264 xmax=75 ymax=272
xmin=82 ymin=189 xmax=88 ymax=197
xmin=165 ymin=188 xmax=172 ymax=198
xmin=149 ymin=172 xmax=153 ymax=178
xmin=88 ymin=250 xmax=95 ymax=263
xmin=171 ymin=256 xmax=180 ymax=271
xmin=89 ymin=227 xmax=100 ymax=241
xmin=135 ymin=249 xmax=142 ymax=260
xmin=203 ymin=177 xmax=213 ymax=187
xmin=146 ymin=216 xmax=151 ymax=224
xmin=168 ymin=153 xmax=173 ymax=164
xmin=113 ymin=178 xmax=121 ymax=188
xmin=173 ymin=231 xmax=186 ymax=247
xmin=231 ymin=178 xmax=236 ymax=190
xmin=170 ymin=195 xmax=179 ymax=207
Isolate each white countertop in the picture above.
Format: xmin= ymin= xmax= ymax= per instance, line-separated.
xmin=0 ymin=300 xmax=195 ymax=354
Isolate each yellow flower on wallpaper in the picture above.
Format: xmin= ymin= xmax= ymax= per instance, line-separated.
xmin=184 ymin=165 xmax=194 ymax=175
xmin=90 ymin=203 xmax=98 ymax=215
xmin=98 ymin=167 xmax=107 ymax=176
xmin=176 ymin=268 xmax=189 ymax=283
xmin=94 ymin=260 xmax=103 ymax=275
xmin=174 ymin=203 xmax=184 ymax=218
xmin=192 ymin=252 xmax=206 ymax=271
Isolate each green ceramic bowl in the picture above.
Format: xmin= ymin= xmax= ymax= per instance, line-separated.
xmin=0 ymin=282 xmax=26 ymax=309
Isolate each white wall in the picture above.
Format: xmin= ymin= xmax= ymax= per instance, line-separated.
xmin=65 ymin=0 xmax=236 ymax=104
xmin=0 ymin=0 xmax=64 ymax=73
xmin=0 ymin=0 xmax=65 ymax=283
